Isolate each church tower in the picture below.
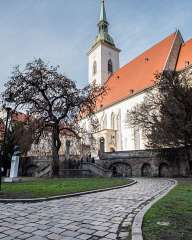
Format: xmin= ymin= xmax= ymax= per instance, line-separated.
xmin=88 ymin=0 xmax=120 ymax=85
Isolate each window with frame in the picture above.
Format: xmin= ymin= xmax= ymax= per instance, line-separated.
xmin=108 ymin=59 xmax=113 ymax=74
xmin=93 ymin=61 xmax=97 ymax=75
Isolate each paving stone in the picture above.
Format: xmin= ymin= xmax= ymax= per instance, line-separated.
xmin=61 ymin=230 xmax=79 ymax=237
xmin=77 ymin=228 xmax=96 ymax=235
xmin=27 ymin=237 xmax=47 ymax=240
xmin=105 ymin=233 xmax=116 ymax=239
xmin=94 ymin=231 xmax=108 ymax=237
xmin=0 ymin=233 xmax=7 ymax=239
xmin=49 ymin=227 xmax=65 ymax=234
xmin=5 ymin=230 xmax=22 ymax=237
xmin=0 ymin=226 xmax=9 ymax=232
xmin=92 ymin=225 xmax=109 ymax=231
xmin=20 ymin=226 xmax=37 ymax=233
xmin=78 ymin=234 xmax=91 ymax=240
xmin=17 ymin=233 xmax=33 ymax=239
xmin=33 ymin=230 xmax=50 ymax=236
xmin=47 ymin=233 xmax=63 ymax=240
xmin=119 ymin=231 xmax=129 ymax=238
xmin=0 ymin=179 xmax=172 ymax=240
xmin=1 ymin=236 xmax=15 ymax=240
xmin=89 ymin=236 xmax=100 ymax=240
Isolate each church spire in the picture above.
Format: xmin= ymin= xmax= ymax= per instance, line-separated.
xmin=98 ymin=0 xmax=109 ymax=34
xmin=100 ymin=0 xmax=107 ymax=23
xmin=88 ymin=0 xmax=120 ymax=86
xmin=91 ymin=0 xmax=115 ymax=48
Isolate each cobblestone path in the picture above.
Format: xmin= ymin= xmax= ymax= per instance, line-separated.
xmin=0 ymin=178 xmax=173 ymax=240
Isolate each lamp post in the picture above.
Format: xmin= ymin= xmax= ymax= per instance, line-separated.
xmin=0 ymin=105 xmax=12 ymax=191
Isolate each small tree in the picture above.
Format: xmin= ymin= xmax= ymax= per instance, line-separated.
xmin=0 ymin=119 xmax=37 ymax=175
xmin=2 ymin=59 xmax=106 ymax=176
xmin=128 ymin=69 xmax=192 ymax=174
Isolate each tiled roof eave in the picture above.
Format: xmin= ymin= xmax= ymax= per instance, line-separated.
xmin=87 ymin=40 xmax=121 ymax=55
xmin=97 ymin=85 xmax=154 ymax=113
xmin=176 ymin=64 xmax=192 ymax=73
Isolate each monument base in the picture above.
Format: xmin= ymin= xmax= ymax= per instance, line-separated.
xmin=3 ymin=177 xmax=22 ymax=183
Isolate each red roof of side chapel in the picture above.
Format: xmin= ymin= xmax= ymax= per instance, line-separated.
xmin=98 ymin=32 xmax=177 ymax=110
xmin=176 ymin=38 xmax=192 ymax=70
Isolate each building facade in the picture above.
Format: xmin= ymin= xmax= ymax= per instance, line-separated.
xmin=86 ymin=0 xmax=192 ymax=155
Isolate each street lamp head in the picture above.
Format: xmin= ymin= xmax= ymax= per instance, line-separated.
xmin=2 ymin=104 xmax=12 ymax=113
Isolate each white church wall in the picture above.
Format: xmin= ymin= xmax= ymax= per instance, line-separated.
xmin=101 ymin=44 xmax=120 ymax=84
xmin=94 ymin=90 xmax=147 ymax=151
xmin=88 ymin=43 xmax=120 ymax=86
xmin=88 ymin=45 xmax=102 ymax=85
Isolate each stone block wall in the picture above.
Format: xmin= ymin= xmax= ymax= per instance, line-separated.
xmin=21 ymin=155 xmax=80 ymax=177
xmin=98 ymin=147 xmax=191 ymax=177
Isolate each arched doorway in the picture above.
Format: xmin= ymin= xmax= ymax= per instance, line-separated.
xmin=110 ymin=147 xmax=115 ymax=152
xmin=141 ymin=163 xmax=152 ymax=177
xmin=159 ymin=163 xmax=169 ymax=177
xmin=99 ymin=137 xmax=105 ymax=153
xmin=110 ymin=163 xmax=132 ymax=177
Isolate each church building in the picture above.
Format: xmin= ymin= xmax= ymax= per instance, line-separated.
xmin=87 ymin=0 xmax=192 ymax=154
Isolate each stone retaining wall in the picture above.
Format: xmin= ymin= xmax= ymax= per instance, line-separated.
xmin=20 ymin=155 xmax=80 ymax=177
xmin=98 ymin=147 xmax=191 ymax=177
xmin=21 ymin=147 xmax=191 ymax=177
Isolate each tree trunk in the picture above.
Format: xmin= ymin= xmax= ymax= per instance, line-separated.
xmin=184 ymin=145 xmax=191 ymax=176
xmin=51 ymin=124 xmax=61 ymax=177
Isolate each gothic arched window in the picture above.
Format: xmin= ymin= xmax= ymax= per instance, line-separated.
xmin=108 ymin=59 xmax=113 ymax=74
xmin=111 ymin=112 xmax=117 ymax=130
xmin=101 ymin=114 xmax=107 ymax=129
xmin=93 ymin=61 xmax=97 ymax=75
xmin=134 ymin=128 xmax=140 ymax=150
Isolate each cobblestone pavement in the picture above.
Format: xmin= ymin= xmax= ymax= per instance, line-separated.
xmin=0 ymin=178 xmax=173 ymax=240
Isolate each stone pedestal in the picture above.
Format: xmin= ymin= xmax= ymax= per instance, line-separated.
xmin=3 ymin=177 xmax=21 ymax=183
xmin=10 ymin=155 xmax=19 ymax=178
xmin=3 ymin=146 xmax=21 ymax=183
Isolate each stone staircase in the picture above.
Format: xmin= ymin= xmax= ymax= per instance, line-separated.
xmin=81 ymin=162 xmax=112 ymax=177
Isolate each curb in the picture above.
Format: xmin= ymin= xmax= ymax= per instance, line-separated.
xmin=0 ymin=179 xmax=137 ymax=204
xmin=131 ymin=179 xmax=177 ymax=240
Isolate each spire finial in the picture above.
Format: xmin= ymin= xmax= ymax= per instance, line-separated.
xmin=100 ymin=0 xmax=107 ymax=22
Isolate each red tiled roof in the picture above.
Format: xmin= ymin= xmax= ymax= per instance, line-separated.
xmin=176 ymin=38 xmax=192 ymax=70
xmin=0 ymin=119 xmax=5 ymax=132
xmin=98 ymin=32 xmax=177 ymax=109
xmin=12 ymin=112 xmax=30 ymax=122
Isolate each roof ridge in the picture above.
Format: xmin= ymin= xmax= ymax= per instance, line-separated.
xmin=182 ymin=37 xmax=192 ymax=45
xmin=163 ymin=30 xmax=183 ymax=71
xmin=105 ymin=32 xmax=176 ymax=85
xmin=99 ymin=31 xmax=179 ymax=110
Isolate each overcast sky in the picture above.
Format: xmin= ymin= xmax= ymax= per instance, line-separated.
xmin=0 ymin=0 xmax=192 ymax=89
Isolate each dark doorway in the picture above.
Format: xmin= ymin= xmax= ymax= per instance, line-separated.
xmin=110 ymin=163 xmax=132 ymax=177
xmin=159 ymin=163 xmax=169 ymax=177
xmin=99 ymin=137 xmax=105 ymax=153
xmin=141 ymin=163 xmax=152 ymax=177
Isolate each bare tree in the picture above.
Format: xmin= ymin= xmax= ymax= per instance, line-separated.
xmin=2 ymin=59 xmax=106 ymax=176
xmin=128 ymin=69 xmax=192 ymax=174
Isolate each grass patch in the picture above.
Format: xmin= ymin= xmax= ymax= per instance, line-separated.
xmin=0 ymin=177 xmax=130 ymax=199
xmin=143 ymin=179 xmax=192 ymax=240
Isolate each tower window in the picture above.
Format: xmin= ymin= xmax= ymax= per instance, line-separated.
xmin=108 ymin=59 xmax=113 ymax=74
xmin=93 ymin=61 xmax=97 ymax=75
